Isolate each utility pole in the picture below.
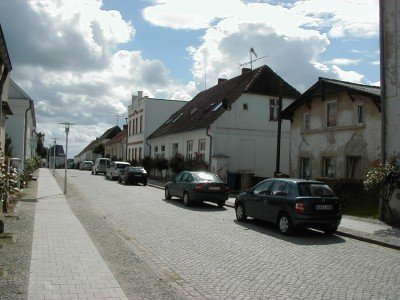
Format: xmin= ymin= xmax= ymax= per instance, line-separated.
xmin=60 ymin=122 xmax=75 ymax=194
xmin=50 ymin=138 xmax=59 ymax=176
xmin=275 ymin=81 xmax=283 ymax=177
xmin=125 ymin=117 xmax=128 ymax=162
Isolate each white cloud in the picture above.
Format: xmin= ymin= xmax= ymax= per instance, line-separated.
xmin=326 ymin=58 xmax=361 ymax=66
xmin=371 ymin=61 xmax=380 ymax=65
xmin=330 ymin=65 xmax=364 ymax=83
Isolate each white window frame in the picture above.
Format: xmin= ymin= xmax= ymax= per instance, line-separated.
xmin=323 ymin=156 xmax=335 ymax=178
xmin=198 ymin=139 xmax=206 ymax=161
xmin=269 ymin=99 xmax=279 ymax=121
xmin=187 ymin=141 xmax=194 ymax=160
xmin=161 ymin=145 xmax=166 ymax=158
xmin=303 ymin=112 xmax=310 ymax=131
xmin=300 ymin=157 xmax=311 ymax=179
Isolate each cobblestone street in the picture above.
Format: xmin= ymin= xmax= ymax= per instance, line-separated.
xmin=67 ymin=169 xmax=400 ymax=299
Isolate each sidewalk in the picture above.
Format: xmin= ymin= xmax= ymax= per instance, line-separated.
xmin=28 ymin=168 xmax=127 ymax=299
xmin=148 ymin=179 xmax=400 ymax=250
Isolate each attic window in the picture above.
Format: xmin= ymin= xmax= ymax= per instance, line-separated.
xmin=206 ymin=103 xmax=215 ymax=112
xmin=212 ymin=102 xmax=223 ymax=111
xmin=172 ymin=113 xmax=183 ymax=123
xmin=243 ymin=103 xmax=248 ymax=110
xmin=191 ymin=107 xmax=198 ymax=114
xmin=164 ymin=116 xmax=174 ymax=125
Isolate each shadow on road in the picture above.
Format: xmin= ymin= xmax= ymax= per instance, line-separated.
xmin=162 ymin=198 xmax=228 ymax=212
xmin=233 ymin=218 xmax=346 ymax=246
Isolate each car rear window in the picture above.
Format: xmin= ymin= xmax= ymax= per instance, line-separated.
xmin=298 ymin=183 xmax=335 ymax=197
xmin=116 ymin=163 xmax=128 ymax=169
xmin=194 ymin=172 xmax=221 ymax=182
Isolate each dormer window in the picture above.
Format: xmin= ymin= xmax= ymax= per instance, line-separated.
xmin=191 ymin=107 xmax=198 ymax=114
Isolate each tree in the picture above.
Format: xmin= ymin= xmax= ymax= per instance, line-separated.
xmin=93 ymin=144 xmax=105 ymax=157
xmin=141 ymin=156 xmax=154 ymax=173
xmin=36 ymin=132 xmax=45 ymax=158
xmin=364 ymin=155 xmax=400 ymax=223
xmin=169 ymin=153 xmax=185 ymax=174
xmin=0 ymin=156 xmax=19 ymax=220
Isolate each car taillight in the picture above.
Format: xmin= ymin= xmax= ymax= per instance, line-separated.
xmin=295 ymin=201 xmax=305 ymax=214
xmin=195 ymin=184 xmax=205 ymax=191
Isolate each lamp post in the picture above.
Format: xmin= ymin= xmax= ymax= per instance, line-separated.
xmin=60 ymin=122 xmax=75 ymax=194
xmin=50 ymin=138 xmax=59 ymax=176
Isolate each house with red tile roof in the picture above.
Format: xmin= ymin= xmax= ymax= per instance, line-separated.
xmin=148 ymin=65 xmax=300 ymax=184
xmin=104 ymin=125 xmax=127 ymax=161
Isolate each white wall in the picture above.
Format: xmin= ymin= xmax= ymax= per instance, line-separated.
xmin=211 ymin=93 xmax=293 ymax=177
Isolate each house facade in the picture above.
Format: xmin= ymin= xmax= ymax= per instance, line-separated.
xmin=127 ymin=91 xmax=186 ymax=162
xmin=6 ymin=79 xmax=37 ymax=166
xmin=148 ymin=66 xmax=301 ymax=183
xmin=0 ymin=25 xmax=13 ymax=155
xmin=104 ymin=125 xmax=127 ymax=161
xmin=281 ymin=77 xmax=381 ymax=180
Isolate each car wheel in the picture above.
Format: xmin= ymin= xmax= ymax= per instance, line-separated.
xmin=235 ymin=203 xmax=247 ymax=222
xmin=217 ymin=201 xmax=225 ymax=208
xmin=143 ymin=181 xmax=147 ymax=186
xmin=165 ymin=188 xmax=172 ymax=200
xmin=183 ymin=192 xmax=191 ymax=207
xmin=323 ymin=226 xmax=338 ymax=235
xmin=278 ymin=213 xmax=294 ymax=236
xmin=124 ymin=179 xmax=128 ymax=185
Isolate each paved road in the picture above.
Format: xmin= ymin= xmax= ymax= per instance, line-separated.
xmin=66 ymin=169 xmax=400 ymax=299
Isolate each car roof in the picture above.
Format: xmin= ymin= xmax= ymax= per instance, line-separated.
xmin=113 ymin=161 xmax=129 ymax=164
xmin=265 ymin=178 xmax=325 ymax=184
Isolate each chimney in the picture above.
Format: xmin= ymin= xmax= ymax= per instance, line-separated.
xmin=242 ymin=68 xmax=251 ymax=74
xmin=218 ymin=78 xmax=227 ymax=84
xmin=123 ymin=124 xmax=127 ymax=131
xmin=138 ymin=90 xmax=143 ymax=100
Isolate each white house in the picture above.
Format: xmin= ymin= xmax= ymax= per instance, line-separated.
xmin=6 ymin=78 xmax=37 ymax=166
xmin=281 ymin=77 xmax=381 ymax=180
xmin=104 ymin=125 xmax=127 ymax=161
xmin=0 ymin=25 xmax=13 ymax=155
xmin=148 ymin=66 xmax=301 ymax=186
xmin=127 ymin=91 xmax=186 ymax=161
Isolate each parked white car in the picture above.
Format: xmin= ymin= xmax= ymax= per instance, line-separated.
xmin=92 ymin=158 xmax=111 ymax=175
xmin=105 ymin=161 xmax=130 ymax=180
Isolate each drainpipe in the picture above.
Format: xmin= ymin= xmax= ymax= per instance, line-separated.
xmin=0 ymin=68 xmax=9 ymax=152
xmin=145 ymin=138 xmax=152 ymax=159
xmin=275 ymin=81 xmax=283 ymax=176
xmin=206 ymin=126 xmax=213 ymax=171
xmin=23 ymin=100 xmax=33 ymax=167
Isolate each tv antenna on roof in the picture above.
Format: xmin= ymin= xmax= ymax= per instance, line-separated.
xmin=239 ymin=48 xmax=268 ymax=70
xmin=115 ymin=113 xmax=121 ymax=127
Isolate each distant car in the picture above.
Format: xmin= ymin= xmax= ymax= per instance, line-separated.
xmin=106 ymin=161 xmax=130 ymax=180
xmin=235 ymin=178 xmax=342 ymax=235
xmin=92 ymin=158 xmax=111 ymax=175
xmin=164 ymin=171 xmax=229 ymax=208
xmin=80 ymin=161 xmax=94 ymax=171
xmin=119 ymin=166 xmax=148 ymax=186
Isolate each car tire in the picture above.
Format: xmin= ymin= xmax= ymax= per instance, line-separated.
xmin=235 ymin=203 xmax=247 ymax=222
xmin=124 ymin=179 xmax=128 ymax=185
xmin=278 ymin=213 xmax=294 ymax=236
xmin=217 ymin=201 xmax=225 ymax=208
xmin=143 ymin=181 xmax=147 ymax=186
xmin=323 ymin=226 xmax=338 ymax=235
xmin=183 ymin=192 xmax=191 ymax=207
xmin=165 ymin=188 xmax=172 ymax=200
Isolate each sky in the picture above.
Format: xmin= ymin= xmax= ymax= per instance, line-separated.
xmin=0 ymin=0 xmax=380 ymax=158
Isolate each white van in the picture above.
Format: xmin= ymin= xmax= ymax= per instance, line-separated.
xmin=92 ymin=158 xmax=111 ymax=175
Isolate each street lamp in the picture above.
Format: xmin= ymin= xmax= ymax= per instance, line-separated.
xmin=50 ymin=138 xmax=59 ymax=176
xmin=60 ymin=122 xmax=75 ymax=194
xmin=125 ymin=117 xmax=128 ymax=162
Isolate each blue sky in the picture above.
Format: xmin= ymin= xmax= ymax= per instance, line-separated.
xmin=0 ymin=0 xmax=380 ymax=157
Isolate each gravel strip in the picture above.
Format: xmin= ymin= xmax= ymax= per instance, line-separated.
xmin=0 ymin=179 xmax=37 ymax=300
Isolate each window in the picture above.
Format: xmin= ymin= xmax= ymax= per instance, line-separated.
xmin=139 ymin=147 xmax=142 ymax=160
xmin=303 ymin=112 xmax=310 ymax=131
xmin=270 ymin=181 xmax=289 ymax=196
xmin=346 ymin=156 xmax=361 ymax=179
xmin=140 ymin=116 xmax=143 ymax=133
xmin=198 ymin=139 xmax=206 ymax=161
xmin=269 ymin=99 xmax=279 ymax=121
xmin=132 ymin=120 xmax=135 ymax=135
xmin=129 ymin=120 xmax=132 ymax=136
xmin=135 ymin=118 xmax=138 ymax=134
xmin=161 ymin=145 xmax=165 ymax=158
xmin=128 ymin=149 xmax=131 ymax=160
xmin=187 ymin=141 xmax=194 ymax=159
xmin=154 ymin=146 xmax=159 ymax=157
xmin=134 ymin=148 xmax=137 ymax=160
xmin=300 ymin=157 xmax=311 ymax=179
xmin=243 ymin=103 xmax=248 ymax=110
xmin=326 ymin=101 xmax=337 ymax=127
xmin=323 ymin=156 xmax=335 ymax=178
xmin=171 ymin=143 xmax=178 ymax=157
xmin=357 ymin=104 xmax=364 ymax=124
xmin=253 ymin=180 xmax=273 ymax=195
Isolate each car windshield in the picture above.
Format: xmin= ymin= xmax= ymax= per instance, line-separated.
xmin=193 ymin=172 xmax=221 ymax=182
xmin=129 ymin=167 xmax=144 ymax=172
xmin=298 ymin=183 xmax=335 ymax=197
xmin=116 ymin=163 xmax=128 ymax=169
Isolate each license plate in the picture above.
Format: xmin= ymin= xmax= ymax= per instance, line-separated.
xmin=315 ymin=204 xmax=332 ymax=210
xmin=134 ymin=174 xmax=142 ymax=177
xmin=209 ymin=186 xmax=220 ymax=191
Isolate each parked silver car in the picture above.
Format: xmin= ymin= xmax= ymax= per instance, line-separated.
xmin=80 ymin=161 xmax=93 ymax=171
xmin=105 ymin=161 xmax=130 ymax=180
xmin=91 ymin=158 xmax=111 ymax=175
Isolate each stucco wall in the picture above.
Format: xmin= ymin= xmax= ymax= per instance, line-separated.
xmin=289 ymin=92 xmax=381 ymax=179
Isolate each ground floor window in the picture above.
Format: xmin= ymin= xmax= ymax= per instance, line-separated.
xmin=323 ymin=156 xmax=335 ymax=178
xmin=198 ymin=139 xmax=206 ymax=161
xmin=187 ymin=141 xmax=194 ymax=160
xmin=171 ymin=143 xmax=178 ymax=157
xmin=346 ymin=156 xmax=361 ymax=179
xmin=300 ymin=157 xmax=311 ymax=179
